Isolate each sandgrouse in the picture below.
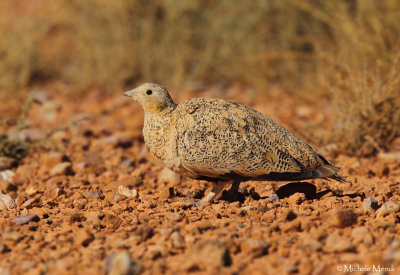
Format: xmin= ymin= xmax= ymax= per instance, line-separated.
xmin=124 ymin=83 xmax=344 ymax=205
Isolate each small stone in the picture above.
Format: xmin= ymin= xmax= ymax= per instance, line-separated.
xmin=188 ymin=239 xmax=231 ymax=267
xmin=41 ymin=101 xmax=61 ymax=122
xmin=42 ymin=152 xmax=69 ymax=169
xmin=102 ymin=214 xmax=123 ymax=230
xmin=120 ymin=158 xmax=134 ymax=167
xmin=73 ymin=198 xmax=88 ymax=209
xmin=21 ymin=197 xmax=40 ymax=209
xmin=167 ymin=212 xmax=182 ymax=222
xmin=0 ymin=170 xmax=15 ymax=182
xmin=351 ymin=227 xmax=374 ymax=245
xmin=114 ymin=193 xmax=128 ymax=203
xmin=31 ymin=89 xmax=51 ymax=103
xmin=75 ymin=229 xmax=94 ymax=246
xmin=11 ymin=214 xmax=40 ymax=225
xmin=159 ymin=168 xmax=181 ymax=185
xmin=0 ymin=193 xmax=17 ymax=210
xmin=19 ymin=128 xmax=46 ymax=141
xmin=85 ymin=190 xmax=104 ymax=199
xmin=327 ymin=209 xmax=358 ymax=228
xmin=170 ymin=231 xmax=185 ymax=248
xmin=118 ymin=185 xmax=138 ymax=198
xmin=50 ymin=162 xmax=73 ymax=176
xmin=0 ymin=157 xmax=17 ymax=170
xmin=301 ymin=237 xmax=322 ymax=251
xmin=106 ymin=252 xmax=142 ymax=275
xmin=98 ymin=135 xmax=132 ymax=148
xmin=25 ymin=186 xmax=37 ymax=196
xmin=376 ymin=201 xmax=400 ymax=218
xmin=240 ymin=239 xmax=269 ymax=258
xmin=268 ymin=193 xmax=280 ymax=202
xmin=362 ymin=197 xmax=379 ymax=211
xmin=134 ymin=225 xmax=154 ymax=243
xmin=324 ymin=234 xmax=355 ymax=253
xmin=44 ymin=185 xmax=63 ymax=200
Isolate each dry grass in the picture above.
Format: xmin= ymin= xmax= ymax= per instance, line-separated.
xmin=0 ymin=0 xmax=399 ymax=155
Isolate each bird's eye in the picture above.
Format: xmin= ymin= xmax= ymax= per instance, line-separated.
xmin=146 ymin=90 xmax=153 ymax=95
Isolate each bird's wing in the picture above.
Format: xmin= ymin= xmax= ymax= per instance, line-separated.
xmin=173 ymin=98 xmax=308 ymax=181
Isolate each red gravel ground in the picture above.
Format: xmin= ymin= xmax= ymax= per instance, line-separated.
xmin=1 ymin=86 xmax=400 ymax=275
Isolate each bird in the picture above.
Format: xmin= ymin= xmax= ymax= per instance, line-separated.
xmin=124 ymin=83 xmax=344 ymax=206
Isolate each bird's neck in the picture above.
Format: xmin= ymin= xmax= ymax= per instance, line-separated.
xmin=143 ymin=100 xmax=176 ymax=115
xmin=143 ymin=111 xmax=173 ymax=160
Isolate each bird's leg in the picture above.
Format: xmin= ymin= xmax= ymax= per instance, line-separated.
xmin=222 ymin=181 xmax=241 ymax=202
xmin=200 ymin=181 xmax=229 ymax=204
xmin=228 ymin=181 xmax=240 ymax=193
xmin=184 ymin=181 xmax=229 ymax=207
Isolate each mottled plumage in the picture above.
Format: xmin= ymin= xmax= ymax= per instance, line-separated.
xmin=124 ymin=83 xmax=344 ymax=205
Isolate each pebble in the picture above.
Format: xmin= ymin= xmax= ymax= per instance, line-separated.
xmin=327 ymin=209 xmax=358 ymax=228
xmin=114 ymin=193 xmax=128 ymax=203
xmin=118 ymin=185 xmax=138 ymax=198
xmin=351 ymin=227 xmax=374 ymax=245
xmin=11 ymin=214 xmax=40 ymax=225
xmin=21 ymin=197 xmax=40 ymax=209
xmin=0 ymin=157 xmax=17 ymax=170
xmin=50 ymin=162 xmax=73 ymax=176
xmin=301 ymin=237 xmax=322 ymax=251
xmin=134 ymin=225 xmax=154 ymax=243
xmin=41 ymin=101 xmax=61 ymax=122
xmin=102 ymin=214 xmax=123 ymax=230
xmin=268 ymin=194 xmax=280 ymax=202
xmin=31 ymin=89 xmax=51 ymax=103
xmin=324 ymin=234 xmax=355 ymax=253
xmin=362 ymin=197 xmax=379 ymax=211
xmin=240 ymin=239 xmax=269 ymax=258
xmin=188 ymin=239 xmax=231 ymax=267
xmin=0 ymin=170 xmax=15 ymax=182
xmin=170 ymin=231 xmax=185 ymax=248
xmin=19 ymin=128 xmax=46 ymax=141
xmin=0 ymin=193 xmax=17 ymax=210
xmin=106 ymin=252 xmax=143 ymax=275
xmin=85 ymin=190 xmax=105 ymax=199
xmin=376 ymin=201 xmax=400 ymax=218
xmin=167 ymin=212 xmax=182 ymax=222
xmin=97 ymin=135 xmax=132 ymax=148
xmin=43 ymin=152 xmax=69 ymax=169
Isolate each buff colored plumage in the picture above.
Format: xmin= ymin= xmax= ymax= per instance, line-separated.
xmin=124 ymin=83 xmax=344 ymax=205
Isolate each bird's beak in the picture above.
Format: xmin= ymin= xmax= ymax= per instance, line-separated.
xmin=124 ymin=90 xmax=134 ymax=97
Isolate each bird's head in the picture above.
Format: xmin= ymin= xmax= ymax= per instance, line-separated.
xmin=124 ymin=83 xmax=176 ymax=114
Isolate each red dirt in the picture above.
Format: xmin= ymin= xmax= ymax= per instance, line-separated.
xmin=1 ymin=86 xmax=400 ymax=275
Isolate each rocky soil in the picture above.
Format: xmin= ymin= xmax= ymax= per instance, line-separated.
xmin=1 ymin=86 xmax=400 ymax=275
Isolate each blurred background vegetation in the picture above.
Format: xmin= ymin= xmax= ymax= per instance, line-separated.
xmin=0 ymin=0 xmax=399 ymax=156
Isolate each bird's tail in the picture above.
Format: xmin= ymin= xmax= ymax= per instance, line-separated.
xmin=312 ymin=162 xmax=348 ymax=183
